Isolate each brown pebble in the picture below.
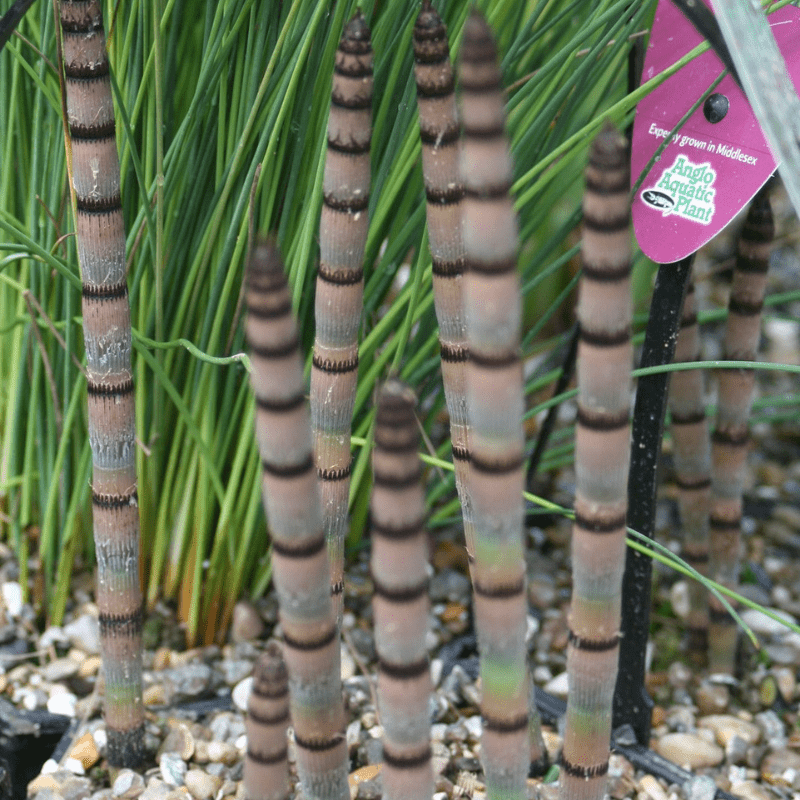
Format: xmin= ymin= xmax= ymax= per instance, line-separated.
xmin=231 ymin=601 xmax=265 ymax=643
xmin=651 ymin=706 xmax=666 ymax=727
xmin=696 ymin=682 xmax=730 ymax=715
xmin=78 ymin=656 xmax=101 ymax=679
xmin=158 ymin=722 xmax=194 ymax=760
xmin=69 ymin=731 xmax=100 ymax=771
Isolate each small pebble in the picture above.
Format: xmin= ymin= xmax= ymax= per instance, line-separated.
xmin=159 ymin=753 xmax=187 ymax=788
xmin=656 ymin=733 xmax=724 ymax=769
xmin=183 ymin=770 xmax=222 ymax=800
xmin=698 ymin=715 xmax=761 ymax=746
xmin=48 ymin=693 xmax=77 ymax=717
xmin=69 ymin=732 xmax=100 ymax=771
xmin=63 ymin=615 xmax=101 ymax=655
xmin=2 ymin=582 xmax=22 ymax=617
xmin=682 ymin=775 xmax=716 ymax=800
xmin=231 ymin=676 xmax=252 ymax=712
xmin=112 ymin=771 xmax=145 ymax=799
xmin=543 ymin=672 xmax=568 ymax=697
xmin=637 ymin=774 xmax=667 ymax=800
xmin=230 ymin=601 xmax=264 ymax=643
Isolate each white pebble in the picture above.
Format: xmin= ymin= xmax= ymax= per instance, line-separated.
xmin=231 ymin=676 xmax=252 ymax=712
xmin=1 ymin=582 xmax=22 ymax=617
xmin=544 ymin=671 xmax=569 ymax=697
xmin=47 ymin=692 xmax=77 ymax=717
xmin=64 ymin=757 xmax=85 ymax=775
xmin=40 ymin=759 xmax=59 ymax=775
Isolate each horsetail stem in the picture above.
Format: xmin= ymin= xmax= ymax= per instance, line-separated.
xmin=412 ymin=2 xmax=473 ymax=570
xmin=245 ymin=240 xmax=348 ymax=800
xmin=371 ymin=379 xmax=433 ymax=800
xmin=560 ymin=124 xmax=631 ymax=800
xmin=58 ymin=0 xmax=144 ymax=767
xmin=709 ymin=190 xmax=773 ymax=674
xmin=311 ymin=12 xmax=373 ymax=622
xmin=245 ymin=641 xmax=291 ymax=800
xmin=668 ymin=275 xmax=711 ymax=662
xmin=460 ymin=11 xmax=531 ymax=798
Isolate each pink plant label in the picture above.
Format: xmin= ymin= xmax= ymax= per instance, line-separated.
xmin=631 ymin=0 xmax=800 ymax=263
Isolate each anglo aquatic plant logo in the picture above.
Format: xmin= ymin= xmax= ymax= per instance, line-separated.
xmin=641 ymin=154 xmax=717 ymax=225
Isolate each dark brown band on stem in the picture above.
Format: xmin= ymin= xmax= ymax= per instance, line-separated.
xmin=282 ymin=625 xmax=338 ymax=652
xmin=432 ymin=257 xmax=465 ymax=278
xmin=318 ymin=464 xmax=351 ymax=482
xmin=318 ymin=264 xmax=364 ymax=285
xmin=470 ymin=452 xmax=524 ymax=475
xmin=474 ymin=578 xmax=525 ymax=599
xmin=581 ymin=262 xmax=631 ymax=282
xmin=323 ymin=193 xmax=370 ymax=213
xmin=250 ymin=337 xmax=300 ymax=360
xmin=262 ymin=454 xmax=314 ymax=479
xmin=99 ymin=606 xmax=144 ymax=636
xmin=574 ymin=510 xmax=627 ymax=533
xmin=70 ymin=120 xmax=116 ymax=140
xmin=576 ymin=406 xmax=629 ymax=431
xmin=372 ymin=467 xmax=424 ymax=490
xmin=372 ymin=575 xmax=429 ymax=603
xmin=247 ymin=746 xmax=290 ymax=766
xmin=294 ymin=732 xmax=345 ymax=752
xmin=271 ymin=535 xmax=326 ymax=559
xmin=568 ymin=630 xmax=619 ymax=651
xmin=383 ymin=746 xmax=432 ymax=770
xmin=483 ymin=713 xmax=529 ymax=734
xmin=256 ymin=392 xmax=306 ymax=413
xmin=468 ymin=349 xmax=519 ymax=369
xmin=327 ymin=136 xmax=370 ymax=155
xmin=312 ymin=353 xmax=359 ymax=374
xmin=378 ymin=656 xmax=429 ymax=681
xmin=83 ymin=280 xmax=128 ymax=300
xmin=87 ymin=378 xmax=134 ymax=397
xmin=560 ymin=757 xmax=610 ymax=779
xmin=248 ymin=708 xmax=291 ymax=726
xmin=247 ymin=297 xmax=292 ymax=320
xmin=77 ymin=195 xmax=122 ymax=213
xmin=671 ymin=409 xmax=706 ymax=425
xmin=92 ymin=490 xmax=137 ymax=509
xmin=371 ymin=517 xmax=426 ymax=541
xmin=712 ymin=428 xmax=749 ymax=447
xmin=579 ymin=325 xmax=630 ymax=348
xmin=582 ymin=212 xmax=630 ymax=233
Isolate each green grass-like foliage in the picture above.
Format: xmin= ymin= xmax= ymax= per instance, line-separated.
xmin=2 ymin=0 xmax=796 ymax=645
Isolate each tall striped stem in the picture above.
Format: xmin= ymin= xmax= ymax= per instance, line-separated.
xmin=460 ymin=12 xmax=530 ymax=798
xmin=668 ymin=274 xmax=711 ymax=663
xmin=311 ymin=12 xmax=373 ymax=622
xmin=412 ymin=2 xmax=473 ymax=568
xmin=58 ymin=0 xmax=143 ymax=767
xmin=245 ymin=241 xmax=348 ymax=800
xmin=560 ymin=125 xmax=631 ymax=800
xmin=245 ymin=641 xmax=290 ymax=800
xmin=371 ymin=380 xmax=433 ymax=800
xmin=709 ymin=191 xmax=773 ymax=673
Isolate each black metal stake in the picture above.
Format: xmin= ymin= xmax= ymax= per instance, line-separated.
xmin=612 ymin=255 xmax=693 ymax=745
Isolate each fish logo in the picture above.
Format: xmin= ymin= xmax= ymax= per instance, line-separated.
xmin=642 ymin=190 xmax=674 ymax=210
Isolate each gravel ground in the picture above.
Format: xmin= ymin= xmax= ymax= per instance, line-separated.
xmin=2 ymin=188 xmax=800 ymax=800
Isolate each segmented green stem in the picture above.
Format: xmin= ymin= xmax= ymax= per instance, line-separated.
xmin=709 ymin=191 xmax=773 ymax=673
xmin=245 ymin=641 xmax=290 ymax=800
xmin=668 ymin=275 xmax=711 ymax=662
xmin=371 ymin=380 xmax=433 ymax=800
xmin=59 ymin=0 xmax=143 ymax=767
xmin=412 ymin=2 xmax=473 ymax=569
xmin=560 ymin=125 xmax=631 ymax=800
xmin=311 ymin=12 xmax=373 ymax=621
xmin=245 ymin=241 xmax=348 ymax=800
xmin=460 ymin=12 xmax=530 ymax=798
